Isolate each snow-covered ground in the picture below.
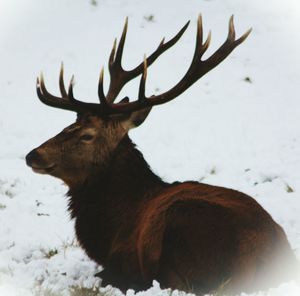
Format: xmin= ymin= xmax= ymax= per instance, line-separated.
xmin=0 ymin=0 xmax=300 ymax=295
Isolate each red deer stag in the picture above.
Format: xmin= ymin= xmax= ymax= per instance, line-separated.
xmin=26 ymin=16 xmax=297 ymax=295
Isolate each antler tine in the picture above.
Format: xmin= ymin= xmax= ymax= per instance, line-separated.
xmin=59 ymin=62 xmax=68 ymax=97
xmin=203 ymin=31 xmax=212 ymax=53
xmin=38 ymin=72 xmax=61 ymax=103
xmin=109 ymin=39 xmax=117 ymax=69
xmin=227 ymin=15 xmax=236 ymax=41
xmin=108 ymin=17 xmax=128 ymax=73
xmin=98 ymin=67 xmax=105 ymax=98
xmin=234 ymin=27 xmax=252 ymax=46
xmin=194 ymin=14 xmax=212 ymax=61
xmin=67 ymin=75 xmax=75 ymax=101
xmin=138 ymin=55 xmax=148 ymax=102
xmin=98 ymin=66 xmax=109 ymax=107
xmin=196 ymin=15 xmax=203 ymax=48
xmin=115 ymin=17 xmax=128 ymax=64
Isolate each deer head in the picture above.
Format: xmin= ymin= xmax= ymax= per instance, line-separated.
xmin=26 ymin=15 xmax=251 ymax=188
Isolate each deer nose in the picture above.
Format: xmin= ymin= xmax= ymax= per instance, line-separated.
xmin=26 ymin=149 xmax=41 ymax=166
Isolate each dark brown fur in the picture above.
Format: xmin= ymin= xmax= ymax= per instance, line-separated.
xmin=26 ymin=114 xmax=298 ymax=295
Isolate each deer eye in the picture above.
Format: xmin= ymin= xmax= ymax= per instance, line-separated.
xmin=79 ymin=134 xmax=95 ymax=142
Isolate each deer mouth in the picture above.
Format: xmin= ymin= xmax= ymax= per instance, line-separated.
xmin=31 ymin=164 xmax=56 ymax=174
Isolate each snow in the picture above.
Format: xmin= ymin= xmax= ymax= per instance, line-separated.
xmin=0 ymin=0 xmax=299 ymax=295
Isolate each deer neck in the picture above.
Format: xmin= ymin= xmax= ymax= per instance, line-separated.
xmin=67 ymin=135 xmax=166 ymax=218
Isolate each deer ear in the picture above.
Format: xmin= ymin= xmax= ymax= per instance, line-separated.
xmin=120 ymin=107 xmax=152 ymax=131
xmin=129 ymin=107 xmax=152 ymax=128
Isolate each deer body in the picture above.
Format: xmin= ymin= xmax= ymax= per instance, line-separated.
xmin=26 ymin=16 xmax=297 ymax=295
xmin=60 ymin=135 xmax=294 ymax=294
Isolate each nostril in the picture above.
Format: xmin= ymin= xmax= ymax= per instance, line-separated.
xmin=26 ymin=149 xmax=40 ymax=166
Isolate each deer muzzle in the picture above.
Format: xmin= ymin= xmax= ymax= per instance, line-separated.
xmin=26 ymin=149 xmax=56 ymax=174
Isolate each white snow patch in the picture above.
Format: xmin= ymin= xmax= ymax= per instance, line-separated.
xmin=0 ymin=0 xmax=300 ymax=295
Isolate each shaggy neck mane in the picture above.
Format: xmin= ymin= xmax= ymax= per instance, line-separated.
xmin=67 ymin=135 xmax=166 ymax=219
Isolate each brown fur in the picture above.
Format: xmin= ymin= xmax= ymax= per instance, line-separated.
xmin=26 ymin=114 xmax=298 ymax=295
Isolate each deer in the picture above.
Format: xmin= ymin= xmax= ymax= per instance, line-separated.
xmin=26 ymin=16 xmax=298 ymax=295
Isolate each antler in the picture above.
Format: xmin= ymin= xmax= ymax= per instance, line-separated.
xmin=101 ymin=15 xmax=251 ymax=114
xmin=37 ymin=17 xmax=189 ymax=114
xmin=37 ymin=15 xmax=251 ymax=115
